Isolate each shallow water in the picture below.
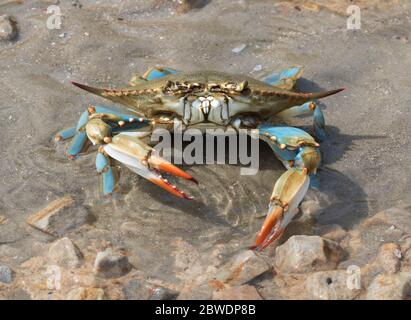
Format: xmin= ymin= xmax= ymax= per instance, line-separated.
xmin=0 ymin=0 xmax=410 ymax=290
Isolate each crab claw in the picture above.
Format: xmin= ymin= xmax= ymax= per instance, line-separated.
xmin=102 ymin=133 xmax=196 ymax=200
xmin=252 ymin=205 xmax=286 ymax=250
xmin=252 ymin=168 xmax=310 ymax=251
xmin=148 ymin=155 xmax=198 ymax=184
xmin=148 ymin=172 xmax=193 ymax=200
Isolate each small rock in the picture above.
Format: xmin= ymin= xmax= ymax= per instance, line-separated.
xmin=93 ymin=248 xmax=132 ymax=278
xmin=177 ymin=281 xmax=214 ymax=300
xmin=0 ymin=15 xmax=18 ymax=41
xmin=302 ymin=2 xmax=320 ymax=12
xmin=47 ymin=237 xmax=82 ymax=269
xmin=212 ymin=285 xmax=262 ymax=300
xmin=174 ymin=0 xmax=208 ymax=14
xmin=66 ymin=287 xmax=105 ymax=300
xmin=305 ymin=270 xmax=361 ymax=300
xmin=274 ymin=235 xmax=346 ymax=273
xmin=123 ymin=279 xmax=178 ymax=300
xmin=232 ymin=43 xmax=247 ymax=54
xmin=0 ymin=215 xmax=7 ymax=225
xmin=366 ymin=273 xmax=411 ymax=300
xmin=316 ymin=224 xmax=347 ymax=242
xmin=0 ymin=265 xmax=15 ymax=284
xmin=362 ymin=205 xmax=411 ymax=234
xmin=251 ymin=64 xmax=262 ymax=73
xmin=27 ymin=196 xmax=93 ymax=236
xmin=215 ymin=250 xmax=271 ymax=285
xmin=375 ymin=243 xmax=401 ymax=274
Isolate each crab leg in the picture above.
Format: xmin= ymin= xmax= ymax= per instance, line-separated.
xmin=261 ymin=66 xmax=304 ymax=90
xmin=277 ymin=101 xmax=327 ymax=142
xmin=96 ymin=148 xmax=116 ymax=194
xmin=55 ymin=127 xmax=76 ymax=141
xmin=252 ymin=125 xmax=321 ymax=250
xmin=55 ymin=105 xmax=149 ymax=159
xmin=56 ymin=110 xmax=90 ymax=158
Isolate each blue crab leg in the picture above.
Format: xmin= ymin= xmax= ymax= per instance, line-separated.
xmin=261 ymin=66 xmax=304 ymax=90
xmin=67 ymin=131 xmax=88 ymax=159
xmin=142 ymin=66 xmax=178 ymax=81
xmin=252 ymin=125 xmax=321 ymax=250
xmin=277 ymin=101 xmax=328 ymax=142
xmin=88 ymin=106 xmax=144 ymax=122
xmin=56 ymin=105 xmax=150 ymax=159
xmin=56 ymin=110 xmax=90 ymax=158
xmin=313 ymin=103 xmax=327 ymax=142
xmin=55 ymin=127 xmax=76 ymax=141
xmin=96 ymin=148 xmax=116 ymax=194
xmin=88 ymin=105 xmax=151 ymax=133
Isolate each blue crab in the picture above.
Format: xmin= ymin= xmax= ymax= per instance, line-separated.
xmin=54 ymin=66 xmax=344 ymax=250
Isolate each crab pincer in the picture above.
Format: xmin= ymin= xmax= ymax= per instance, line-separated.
xmin=251 ymin=168 xmax=310 ymax=251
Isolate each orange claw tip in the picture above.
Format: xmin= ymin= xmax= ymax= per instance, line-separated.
xmin=149 ymin=177 xmax=194 ymax=200
xmin=149 ymin=156 xmax=197 ymax=183
xmin=254 ymin=206 xmax=284 ymax=249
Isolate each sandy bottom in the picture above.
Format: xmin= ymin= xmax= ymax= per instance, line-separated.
xmin=0 ymin=0 xmax=410 ymax=297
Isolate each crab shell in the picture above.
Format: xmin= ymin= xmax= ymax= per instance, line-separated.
xmin=72 ymin=71 xmax=343 ymax=128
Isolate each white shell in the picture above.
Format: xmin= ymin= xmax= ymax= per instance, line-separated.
xmin=192 ymin=99 xmax=201 ymax=108
xmin=210 ymin=99 xmax=220 ymax=108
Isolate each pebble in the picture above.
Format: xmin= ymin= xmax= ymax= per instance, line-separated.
xmin=215 ymin=250 xmax=270 ymax=286
xmin=0 ymin=265 xmax=15 ymax=284
xmin=366 ymin=272 xmax=411 ymax=300
xmin=274 ymin=235 xmax=346 ymax=273
xmin=27 ymin=196 xmax=94 ymax=237
xmin=232 ymin=43 xmax=247 ymax=54
xmin=66 ymin=287 xmax=105 ymax=300
xmin=375 ymin=243 xmax=401 ymax=274
xmin=123 ymin=279 xmax=178 ymax=300
xmin=93 ymin=248 xmax=132 ymax=278
xmin=47 ymin=237 xmax=83 ymax=269
xmin=212 ymin=285 xmax=262 ymax=300
xmin=305 ymin=270 xmax=361 ymax=300
xmin=251 ymin=64 xmax=262 ymax=73
xmin=0 ymin=15 xmax=18 ymax=41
